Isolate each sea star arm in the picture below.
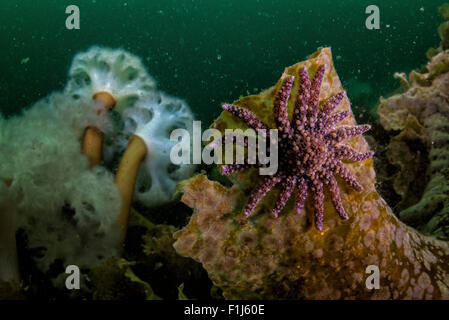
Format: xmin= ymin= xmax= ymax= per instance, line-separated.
xmin=293 ymin=67 xmax=311 ymax=128
xmin=244 ymin=176 xmax=282 ymax=217
xmin=319 ymin=92 xmax=346 ymax=117
xmin=206 ymin=133 xmax=252 ymax=151
xmin=334 ymin=145 xmax=374 ymax=161
xmin=308 ymin=65 xmax=326 ymax=127
xmin=222 ymin=104 xmax=268 ymax=130
xmin=272 ymin=176 xmax=297 ymax=218
xmin=273 ymin=75 xmax=295 ymax=138
xmin=326 ymin=175 xmax=349 ymax=220
xmin=320 ymin=111 xmax=350 ymax=133
xmin=311 ymin=180 xmax=325 ymax=230
xmin=220 ymin=163 xmax=261 ymax=175
xmin=334 ymin=160 xmax=363 ymax=191
xmin=310 ymin=65 xmax=326 ymax=106
xmin=325 ymin=124 xmax=371 ymax=143
xmin=295 ymin=177 xmax=308 ymax=214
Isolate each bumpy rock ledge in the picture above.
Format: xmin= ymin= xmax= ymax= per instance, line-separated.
xmin=173 ymin=48 xmax=449 ymax=300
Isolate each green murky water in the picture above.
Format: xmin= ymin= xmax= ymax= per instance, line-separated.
xmin=0 ymin=0 xmax=442 ymax=123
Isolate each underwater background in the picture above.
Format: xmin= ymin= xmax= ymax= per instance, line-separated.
xmin=3 ymin=0 xmax=449 ymax=301
xmin=0 ymin=0 xmax=443 ymax=124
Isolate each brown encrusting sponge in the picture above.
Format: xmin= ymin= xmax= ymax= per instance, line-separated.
xmin=173 ymin=48 xmax=449 ymax=300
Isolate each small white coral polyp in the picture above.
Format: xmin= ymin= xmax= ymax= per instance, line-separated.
xmin=118 ymin=92 xmax=196 ymax=207
xmin=65 ymin=46 xmax=156 ymax=112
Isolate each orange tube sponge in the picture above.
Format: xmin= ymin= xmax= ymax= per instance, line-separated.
xmin=114 ymin=134 xmax=147 ymax=245
xmin=112 ymin=94 xmax=196 ymax=245
xmin=115 ymin=93 xmax=195 ymax=207
xmin=82 ymin=91 xmax=116 ymax=167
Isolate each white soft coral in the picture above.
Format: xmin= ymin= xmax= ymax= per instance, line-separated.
xmin=65 ymin=46 xmax=156 ymax=112
xmin=116 ymin=92 xmax=196 ymax=207
xmin=65 ymin=46 xmax=196 ymax=207
xmin=0 ymin=47 xmax=197 ymax=280
xmin=0 ymin=94 xmax=121 ymax=273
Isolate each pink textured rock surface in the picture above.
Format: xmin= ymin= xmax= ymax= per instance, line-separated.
xmin=173 ymin=48 xmax=449 ymax=299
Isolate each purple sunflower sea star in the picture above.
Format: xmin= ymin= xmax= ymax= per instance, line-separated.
xmin=220 ymin=65 xmax=374 ymax=230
